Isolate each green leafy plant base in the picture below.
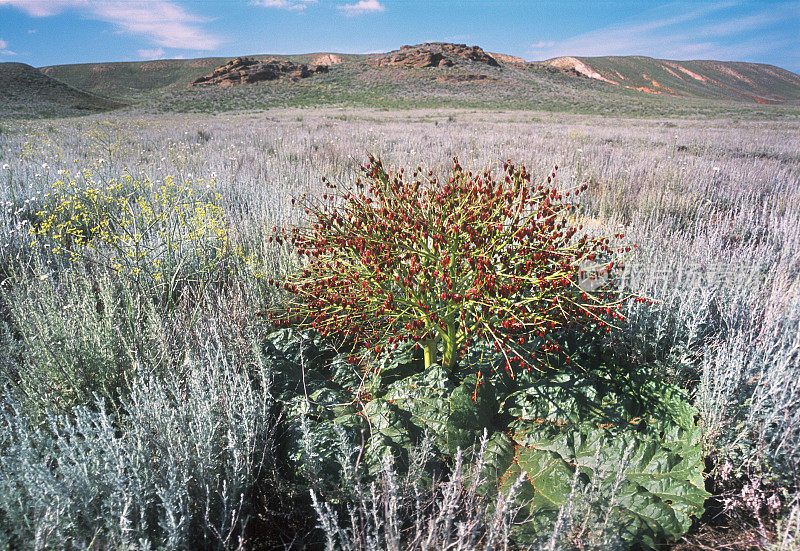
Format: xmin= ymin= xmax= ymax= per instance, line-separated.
xmin=500 ymin=383 xmax=707 ymax=547
xmin=267 ymin=328 xmax=709 ymax=548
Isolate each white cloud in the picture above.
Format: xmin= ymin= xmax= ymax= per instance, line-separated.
xmin=0 ymin=36 xmax=15 ymax=55
xmin=525 ymin=2 xmax=800 ymax=65
xmin=0 ymin=0 xmax=88 ymax=17
xmin=0 ymin=0 xmax=221 ymax=50
xmin=251 ymin=0 xmax=316 ymax=10
xmin=337 ymin=0 xmax=384 ymax=16
xmin=27 ymin=29 xmax=37 ymax=33
xmin=701 ymin=11 xmax=778 ymax=37
xmin=138 ymin=47 xmax=166 ymax=59
xmin=92 ymin=2 xmax=220 ymax=49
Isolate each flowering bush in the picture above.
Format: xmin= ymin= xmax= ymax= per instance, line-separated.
xmin=278 ymin=156 xmax=633 ymax=375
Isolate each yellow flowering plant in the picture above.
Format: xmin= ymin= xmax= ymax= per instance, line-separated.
xmin=32 ymin=164 xmax=232 ymax=310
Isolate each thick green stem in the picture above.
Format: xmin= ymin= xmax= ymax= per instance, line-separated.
xmin=423 ymin=339 xmax=438 ymax=368
xmin=442 ymin=323 xmax=459 ymax=371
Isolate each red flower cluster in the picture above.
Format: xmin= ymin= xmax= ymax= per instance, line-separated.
xmin=272 ymin=156 xmax=633 ymax=376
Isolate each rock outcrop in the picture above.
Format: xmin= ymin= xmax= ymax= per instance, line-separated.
xmin=489 ymin=52 xmax=528 ymax=66
xmin=375 ymin=43 xmax=500 ymax=68
xmin=543 ymin=57 xmax=618 ymax=85
xmin=311 ymin=53 xmax=344 ymax=65
xmin=190 ymin=57 xmax=328 ymax=86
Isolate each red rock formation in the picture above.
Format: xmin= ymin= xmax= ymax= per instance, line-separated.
xmin=489 ymin=52 xmax=527 ymax=66
xmin=311 ymin=53 xmax=344 ymax=65
xmin=190 ymin=57 xmax=328 ymax=86
xmin=375 ymin=43 xmax=500 ymax=68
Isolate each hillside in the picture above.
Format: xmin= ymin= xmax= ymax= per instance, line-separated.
xmin=540 ymin=55 xmax=800 ymax=104
xmin=0 ymin=62 xmax=123 ymax=118
xmin=27 ymin=44 xmax=800 ymax=118
xmin=39 ymin=53 xmax=357 ymax=101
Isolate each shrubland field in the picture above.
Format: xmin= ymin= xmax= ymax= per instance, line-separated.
xmin=0 ymin=107 xmax=798 ymax=550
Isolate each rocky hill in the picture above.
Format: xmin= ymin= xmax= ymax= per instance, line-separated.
xmin=24 ymin=44 xmax=800 ymax=118
xmin=38 ymin=53 xmax=357 ymax=100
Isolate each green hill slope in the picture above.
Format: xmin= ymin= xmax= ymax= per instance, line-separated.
xmin=0 ymin=62 xmax=123 ymax=118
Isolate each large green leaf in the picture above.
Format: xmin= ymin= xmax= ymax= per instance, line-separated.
xmin=384 ymin=364 xmax=455 ymax=448
xmin=445 ymin=374 xmax=497 ymax=455
xmin=360 ymin=397 xmax=419 ymax=473
xmin=498 ymin=386 xmax=709 ymax=548
xmin=507 ymin=446 xmax=574 ymax=510
xmin=481 ymin=431 xmax=516 ymax=487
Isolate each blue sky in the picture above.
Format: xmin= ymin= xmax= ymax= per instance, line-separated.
xmin=0 ymin=1 xmax=798 ymax=73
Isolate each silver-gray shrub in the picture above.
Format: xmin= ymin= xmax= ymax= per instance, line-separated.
xmin=0 ymin=332 xmax=276 ymax=550
xmin=307 ymin=432 xmax=635 ymax=551
xmin=2 ymin=259 xmax=164 ymax=418
xmin=308 ymin=433 xmax=529 ymax=551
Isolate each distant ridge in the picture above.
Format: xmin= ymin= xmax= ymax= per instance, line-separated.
xmin=21 ymin=44 xmax=800 ymax=117
xmin=539 ymin=55 xmax=800 ymax=103
xmin=39 ymin=46 xmax=800 ymax=106
xmin=1 ymin=62 xmax=123 ymax=118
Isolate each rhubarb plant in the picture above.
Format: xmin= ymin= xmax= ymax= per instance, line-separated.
xmin=267 ymin=157 xmax=707 ymax=548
